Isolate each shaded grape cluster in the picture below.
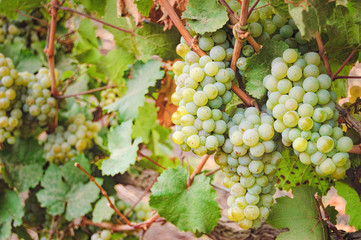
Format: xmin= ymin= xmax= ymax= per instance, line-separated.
xmin=100 ymin=86 xmax=122 ymax=107
xmin=42 ymin=113 xmax=101 ymax=164
xmin=263 ymin=49 xmax=353 ymax=178
xmin=214 ymin=108 xmax=281 ymax=229
xmin=115 ymin=199 xmax=153 ymax=223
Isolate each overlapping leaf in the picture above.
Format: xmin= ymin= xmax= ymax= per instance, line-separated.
xmin=104 ymin=60 xmax=164 ymax=121
xmin=268 ymin=185 xmax=327 ymax=240
xmin=150 ymin=167 xmax=221 ymax=233
xmin=0 ymin=190 xmax=24 ymax=239
xmin=244 ymin=40 xmax=288 ymax=99
xmin=101 ymin=120 xmax=143 ymax=176
xmin=0 ymin=139 xmax=46 ymax=192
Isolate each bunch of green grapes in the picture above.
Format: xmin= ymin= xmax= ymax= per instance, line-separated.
xmin=0 ymin=53 xmax=26 ymax=144
xmin=236 ymin=9 xmax=318 ymax=74
xmin=23 ymin=190 xmax=46 ymax=227
xmin=116 ymin=199 xmax=153 ymax=223
xmin=100 ymin=86 xmax=122 ymax=107
xmin=91 ymin=230 xmax=112 ymax=240
xmin=41 ymin=113 xmax=101 ymax=164
xmin=20 ymin=69 xmax=58 ymax=128
xmin=0 ymin=16 xmax=21 ymax=45
xmin=214 ymin=108 xmax=281 ymax=229
xmin=171 ymin=34 xmax=235 ymax=155
xmin=263 ymin=48 xmax=353 ymax=179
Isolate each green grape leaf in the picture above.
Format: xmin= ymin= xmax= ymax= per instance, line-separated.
xmin=101 ymin=120 xmax=143 ymax=176
xmin=325 ymin=6 xmax=361 ymax=67
xmin=0 ymin=139 xmax=46 ymax=192
xmin=36 ymin=164 xmax=70 ymax=215
xmin=78 ymin=18 xmax=98 ymax=47
xmin=0 ymin=0 xmax=42 ymax=19
xmin=0 ymin=190 xmax=24 ymax=239
xmin=325 ymin=205 xmax=338 ymax=225
xmin=104 ymin=60 xmax=164 ymax=121
xmin=135 ymin=22 xmax=181 ymax=61
xmin=269 ymin=0 xmax=290 ymax=18
xmin=331 ymin=78 xmax=348 ymax=99
xmin=132 ymin=102 xmax=157 ymax=144
xmin=244 ymin=40 xmax=288 ymax=99
xmin=149 ymin=167 xmax=221 ymax=233
xmin=288 ymin=5 xmax=318 ymax=41
xmin=267 ymin=185 xmax=327 ymax=240
xmin=335 ymin=181 xmax=361 ymax=230
xmin=149 ymin=127 xmax=173 ymax=156
xmin=62 ymin=154 xmax=90 ymax=185
xmin=104 ymin=0 xmax=179 ymax=60
xmin=104 ymin=48 xmax=135 ymax=85
xmin=74 ymin=0 xmax=107 ymax=16
xmin=65 ymin=178 xmax=103 ymax=221
xmin=347 ymin=0 xmax=361 ymax=23
xmin=104 ymin=0 xmax=136 ymax=55
xmin=276 ymin=147 xmax=332 ymax=195
xmin=37 ymin=164 xmax=102 ymax=220
xmin=182 ymin=0 xmax=228 ymax=35
xmin=92 ymin=196 xmax=115 ymax=223
xmin=135 ymin=0 xmax=153 ymax=17
xmin=15 ymin=52 xmax=43 ymax=73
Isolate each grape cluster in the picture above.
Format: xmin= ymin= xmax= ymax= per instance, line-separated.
xmin=0 ymin=14 xmax=43 ymax=46
xmin=171 ymin=33 xmax=236 ymax=155
xmin=20 ymin=69 xmax=57 ymax=128
xmin=91 ymin=230 xmax=112 ymax=240
xmin=214 ymin=108 xmax=280 ymax=229
xmin=100 ymin=86 xmax=122 ymax=107
xmin=264 ymin=49 xmax=353 ymax=178
xmin=0 ymin=54 xmax=26 ymax=144
xmin=42 ymin=113 xmax=101 ymax=164
xmin=116 ymin=199 xmax=153 ymax=223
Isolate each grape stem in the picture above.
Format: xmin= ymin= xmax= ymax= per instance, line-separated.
xmin=332 ymin=49 xmax=358 ymax=80
xmin=248 ymin=0 xmax=261 ymax=17
xmin=56 ymin=85 xmax=117 ymax=99
xmin=16 ymin=9 xmax=49 ymax=27
xmin=313 ymin=194 xmax=344 ymax=240
xmin=205 ymin=167 xmax=221 ymax=176
xmin=335 ymin=103 xmax=361 ymax=138
xmin=52 ymin=5 xmax=143 ymax=38
xmin=315 ymin=31 xmax=332 ymax=76
xmin=230 ymin=0 xmax=249 ymax=71
xmin=158 ymin=0 xmax=257 ymax=107
xmin=334 ymin=75 xmax=361 ymax=80
xmin=124 ymin=174 xmax=159 ymax=217
xmin=218 ymin=0 xmax=239 ymax=23
xmin=137 ymin=150 xmax=166 ymax=169
xmin=74 ymin=163 xmax=134 ymax=226
xmin=187 ymin=154 xmax=210 ymax=187
xmin=218 ymin=0 xmax=261 ymax=53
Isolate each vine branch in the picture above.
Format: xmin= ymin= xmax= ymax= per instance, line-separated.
xmin=16 ymin=9 xmax=49 ymax=27
xmin=332 ymin=49 xmax=358 ymax=80
xmin=187 ymin=155 xmax=210 ymax=186
xmin=248 ymin=0 xmax=261 ymax=17
xmin=125 ymin=175 xmax=159 ymax=217
xmin=314 ymin=194 xmax=344 ymax=240
xmin=158 ymin=0 xmax=257 ymax=107
xmin=137 ymin=150 xmax=166 ymax=169
xmin=52 ymin=5 xmax=140 ymax=37
xmin=47 ymin=0 xmax=59 ymax=97
xmin=315 ymin=31 xmax=332 ymax=76
xmin=334 ymin=75 xmax=361 ymax=79
xmin=74 ymin=163 xmax=133 ymax=226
